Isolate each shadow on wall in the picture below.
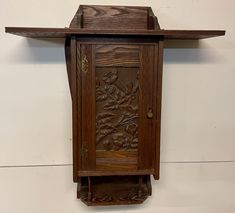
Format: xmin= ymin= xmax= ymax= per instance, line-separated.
xmin=6 ymin=38 xmax=65 ymax=64
xmin=164 ymin=39 xmax=223 ymax=64
xmin=6 ymin=38 xmax=223 ymax=65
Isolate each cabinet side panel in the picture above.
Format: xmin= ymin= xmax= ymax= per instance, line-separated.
xmin=138 ymin=45 xmax=155 ymax=170
xmin=76 ymin=41 xmax=82 ymax=177
xmin=154 ymin=40 xmax=164 ymax=179
xmin=69 ymin=36 xmax=78 ymax=182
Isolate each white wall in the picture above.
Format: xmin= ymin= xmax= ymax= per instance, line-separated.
xmin=0 ymin=0 xmax=234 ymax=212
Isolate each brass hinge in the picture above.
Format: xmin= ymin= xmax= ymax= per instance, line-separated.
xmin=81 ymin=143 xmax=88 ymax=159
xmin=81 ymin=55 xmax=88 ymax=73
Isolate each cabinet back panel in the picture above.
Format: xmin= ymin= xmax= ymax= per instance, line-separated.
xmin=82 ymin=6 xmax=148 ymax=30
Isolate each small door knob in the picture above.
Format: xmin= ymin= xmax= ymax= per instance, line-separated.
xmin=147 ymin=108 xmax=153 ymax=119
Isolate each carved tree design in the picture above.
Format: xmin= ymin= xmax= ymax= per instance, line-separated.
xmin=96 ymin=68 xmax=139 ymax=151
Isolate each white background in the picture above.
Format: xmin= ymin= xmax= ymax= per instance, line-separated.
xmin=0 ymin=0 xmax=235 ymax=212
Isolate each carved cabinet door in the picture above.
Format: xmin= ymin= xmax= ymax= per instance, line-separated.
xmin=78 ymin=40 xmax=159 ymax=175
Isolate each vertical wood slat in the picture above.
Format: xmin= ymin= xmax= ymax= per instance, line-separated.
xmin=138 ymin=45 xmax=155 ymax=170
xmin=76 ymin=40 xmax=82 ymax=176
xmin=69 ymin=36 xmax=78 ymax=182
xmin=152 ymin=42 xmax=159 ymax=179
xmin=154 ymin=39 xmax=164 ymax=180
xmin=80 ymin=44 xmax=96 ymax=171
xmin=91 ymin=44 xmax=96 ymax=170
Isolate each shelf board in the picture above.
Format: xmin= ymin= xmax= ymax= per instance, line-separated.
xmin=5 ymin=27 xmax=225 ymax=40
xmin=79 ymin=176 xmax=151 ymax=206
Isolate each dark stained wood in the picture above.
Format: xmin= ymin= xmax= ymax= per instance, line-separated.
xmin=96 ymin=151 xmax=137 ymax=160
xmin=146 ymin=175 xmax=152 ymax=195
xmin=76 ymin=40 xmax=82 ymax=176
xmin=5 ymin=4 xmax=226 ymax=206
xmin=154 ymin=39 xmax=164 ymax=180
xmin=138 ymin=45 xmax=155 ymax=170
xmin=82 ymin=5 xmax=150 ymax=30
xmin=5 ymin=27 xmax=225 ymax=39
xmin=65 ymin=38 xmax=72 ymax=94
xmin=96 ymin=163 xmax=137 ymax=171
xmin=80 ymin=44 xmax=96 ymax=171
xmin=95 ymin=45 xmax=140 ymax=67
xmin=152 ymin=42 xmax=159 ymax=179
xmin=96 ymin=151 xmax=137 ymax=171
xmin=79 ymin=175 xmax=151 ymax=206
xmin=77 ymin=177 xmax=81 ymax=198
xmin=95 ymin=65 xmax=139 ymax=153
xmin=78 ymin=170 xmax=155 ymax=177
xmin=65 ymin=36 xmax=79 ymax=182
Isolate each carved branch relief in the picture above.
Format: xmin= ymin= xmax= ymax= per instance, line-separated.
xmin=96 ymin=68 xmax=139 ymax=151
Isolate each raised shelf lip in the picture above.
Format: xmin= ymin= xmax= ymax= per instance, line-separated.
xmin=78 ymin=169 xmax=155 ymax=177
xmin=5 ymin=27 xmax=225 ymax=39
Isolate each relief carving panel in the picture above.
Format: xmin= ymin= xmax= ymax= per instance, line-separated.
xmin=96 ymin=68 xmax=139 ymax=151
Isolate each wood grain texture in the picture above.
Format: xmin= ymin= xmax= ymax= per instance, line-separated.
xmin=96 ymin=151 xmax=138 ymax=171
xmin=5 ymin=27 xmax=226 ymax=39
xmin=96 ymin=164 xmax=137 ymax=171
xmin=138 ymin=45 xmax=155 ymax=170
xmin=154 ymin=40 xmax=164 ymax=180
xmin=76 ymin=40 xmax=82 ymax=177
xmin=96 ymin=45 xmax=140 ymax=67
xmin=82 ymin=5 xmax=149 ymax=30
xmin=80 ymin=44 xmax=96 ymax=171
xmin=65 ymin=37 xmax=79 ymax=182
xmin=78 ymin=175 xmax=151 ymax=206
xmin=78 ymin=170 xmax=154 ymax=177
xmin=96 ymin=150 xmax=137 ymax=159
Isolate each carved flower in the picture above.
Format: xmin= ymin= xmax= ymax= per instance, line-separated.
xmin=103 ymin=70 xmax=118 ymax=84
xmin=125 ymin=124 xmax=137 ymax=135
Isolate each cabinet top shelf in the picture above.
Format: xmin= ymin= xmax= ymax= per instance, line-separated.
xmin=5 ymin=27 xmax=225 ymax=40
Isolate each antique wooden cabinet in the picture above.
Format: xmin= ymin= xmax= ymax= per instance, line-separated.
xmin=6 ymin=5 xmax=225 ymax=206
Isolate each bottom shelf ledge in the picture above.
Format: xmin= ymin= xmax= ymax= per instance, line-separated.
xmin=77 ymin=175 xmax=152 ymax=206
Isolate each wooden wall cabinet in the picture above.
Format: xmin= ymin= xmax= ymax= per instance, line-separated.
xmin=5 ymin=5 xmax=225 ymax=206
